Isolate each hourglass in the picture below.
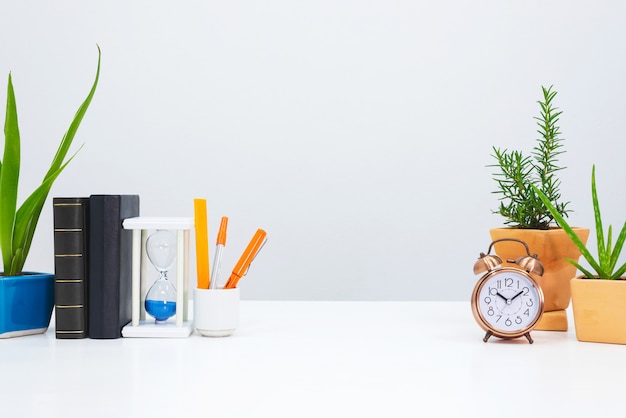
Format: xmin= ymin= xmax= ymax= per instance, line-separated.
xmin=121 ymin=217 xmax=194 ymax=338
xmin=144 ymin=230 xmax=177 ymax=323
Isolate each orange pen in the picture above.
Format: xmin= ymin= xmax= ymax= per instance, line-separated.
xmin=194 ymin=198 xmax=211 ymax=289
xmin=223 ymin=229 xmax=267 ymax=289
xmin=210 ymin=216 xmax=229 ymax=289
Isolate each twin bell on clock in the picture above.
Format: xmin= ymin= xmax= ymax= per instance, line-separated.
xmin=471 ymin=238 xmax=545 ymax=344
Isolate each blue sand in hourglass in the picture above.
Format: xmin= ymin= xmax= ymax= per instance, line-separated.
xmin=145 ymin=299 xmax=177 ymax=322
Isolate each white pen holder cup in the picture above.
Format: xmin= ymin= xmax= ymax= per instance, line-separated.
xmin=194 ymin=288 xmax=240 ymax=337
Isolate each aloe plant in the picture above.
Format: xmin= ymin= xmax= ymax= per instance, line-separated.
xmin=532 ymin=166 xmax=626 ymax=280
xmin=0 ymin=47 xmax=100 ymax=276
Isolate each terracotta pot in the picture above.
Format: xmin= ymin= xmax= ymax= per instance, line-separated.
xmin=571 ymin=277 xmax=626 ymax=344
xmin=0 ymin=272 xmax=55 ymax=338
xmin=489 ymin=227 xmax=589 ymax=331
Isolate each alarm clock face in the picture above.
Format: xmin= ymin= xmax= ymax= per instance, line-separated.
xmin=473 ymin=268 xmax=542 ymax=336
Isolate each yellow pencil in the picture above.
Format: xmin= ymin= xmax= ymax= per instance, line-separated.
xmin=194 ymin=198 xmax=211 ymax=289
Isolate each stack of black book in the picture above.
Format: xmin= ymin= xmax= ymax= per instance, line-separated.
xmin=52 ymin=195 xmax=139 ymax=339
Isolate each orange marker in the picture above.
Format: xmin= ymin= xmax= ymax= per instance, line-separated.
xmin=194 ymin=198 xmax=211 ymax=289
xmin=224 ymin=229 xmax=267 ymax=289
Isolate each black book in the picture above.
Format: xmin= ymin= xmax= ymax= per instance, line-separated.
xmin=53 ymin=197 xmax=90 ymax=339
xmin=88 ymin=194 xmax=140 ymax=339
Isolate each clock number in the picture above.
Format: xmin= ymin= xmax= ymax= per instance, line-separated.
xmin=526 ymin=298 xmax=534 ymax=307
xmin=489 ymin=287 xmax=497 ymax=296
xmin=524 ymin=309 xmax=530 ymax=316
xmin=487 ymin=307 xmax=494 ymax=316
xmin=497 ymin=280 xmax=502 ymax=289
xmin=484 ymin=296 xmax=492 ymax=304
xmin=515 ymin=316 xmax=522 ymax=324
xmin=505 ymin=318 xmax=512 ymax=327
xmin=505 ymin=278 xmax=513 ymax=288
xmin=523 ymin=287 xmax=529 ymax=296
xmin=496 ymin=315 xmax=502 ymax=323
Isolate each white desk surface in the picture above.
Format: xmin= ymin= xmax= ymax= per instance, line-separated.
xmin=0 ymin=301 xmax=623 ymax=417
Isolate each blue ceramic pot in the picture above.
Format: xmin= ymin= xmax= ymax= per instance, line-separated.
xmin=0 ymin=272 xmax=54 ymax=338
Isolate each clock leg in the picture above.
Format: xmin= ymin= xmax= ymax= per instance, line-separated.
xmin=524 ymin=332 xmax=534 ymax=344
xmin=483 ymin=331 xmax=492 ymax=343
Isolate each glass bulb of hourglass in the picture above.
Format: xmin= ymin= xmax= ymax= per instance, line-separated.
xmin=146 ymin=230 xmax=177 ymax=272
xmin=144 ymin=230 xmax=177 ymax=324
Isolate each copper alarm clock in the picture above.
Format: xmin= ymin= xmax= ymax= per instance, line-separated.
xmin=471 ymin=238 xmax=545 ymax=344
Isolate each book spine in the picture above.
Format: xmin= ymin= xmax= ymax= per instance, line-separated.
xmin=118 ymin=195 xmax=140 ymax=332
xmin=89 ymin=195 xmax=139 ymax=339
xmin=53 ymin=197 xmax=90 ymax=339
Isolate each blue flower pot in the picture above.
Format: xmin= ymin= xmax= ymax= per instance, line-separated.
xmin=0 ymin=272 xmax=55 ymax=338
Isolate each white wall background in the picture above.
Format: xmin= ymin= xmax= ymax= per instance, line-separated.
xmin=1 ymin=0 xmax=624 ymax=301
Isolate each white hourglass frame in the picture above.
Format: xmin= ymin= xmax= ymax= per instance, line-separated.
xmin=121 ymin=217 xmax=194 ymax=338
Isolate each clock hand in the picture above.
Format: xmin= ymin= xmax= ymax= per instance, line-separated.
xmin=495 ymin=292 xmax=513 ymax=309
xmin=510 ymin=290 xmax=524 ymax=301
xmin=496 ymin=292 xmax=508 ymax=302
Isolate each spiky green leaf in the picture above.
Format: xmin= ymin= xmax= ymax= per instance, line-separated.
xmin=1 ymin=47 xmax=100 ymax=275
xmin=1 ymin=73 xmax=20 ymax=271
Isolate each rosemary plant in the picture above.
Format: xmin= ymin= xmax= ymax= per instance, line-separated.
xmin=490 ymin=85 xmax=570 ymax=229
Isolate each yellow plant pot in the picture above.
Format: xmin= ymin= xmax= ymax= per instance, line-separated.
xmin=571 ymin=277 xmax=626 ymax=344
xmin=490 ymin=227 xmax=589 ymax=331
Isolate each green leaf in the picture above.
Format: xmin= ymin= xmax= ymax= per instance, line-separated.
xmin=45 ymin=45 xmax=100 ymax=182
xmin=1 ymin=73 xmax=20 ymax=272
xmin=11 ymin=150 xmax=79 ymax=275
xmin=613 ymin=261 xmax=626 ymax=280
xmin=1 ymin=46 xmax=100 ymax=275
xmin=531 ymin=182 xmax=603 ymax=276
xmin=609 ymin=222 xmax=626 ymax=275
xmin=565 ymin=258 xmax=596 ymax=281
xmin=591 ymin=166 xmax=606 ymax=268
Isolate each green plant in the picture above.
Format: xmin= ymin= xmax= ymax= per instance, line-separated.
xmin=1 ymin=47 xmax=100 ymax=276
xmin=490 ymin=85 xmax=570 ymax=229
xmin=532 ymin=166 xmax=626 ymax=280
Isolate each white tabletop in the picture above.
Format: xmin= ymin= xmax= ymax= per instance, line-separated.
xmin=0 ymin=301 xmax=623 ymax=417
